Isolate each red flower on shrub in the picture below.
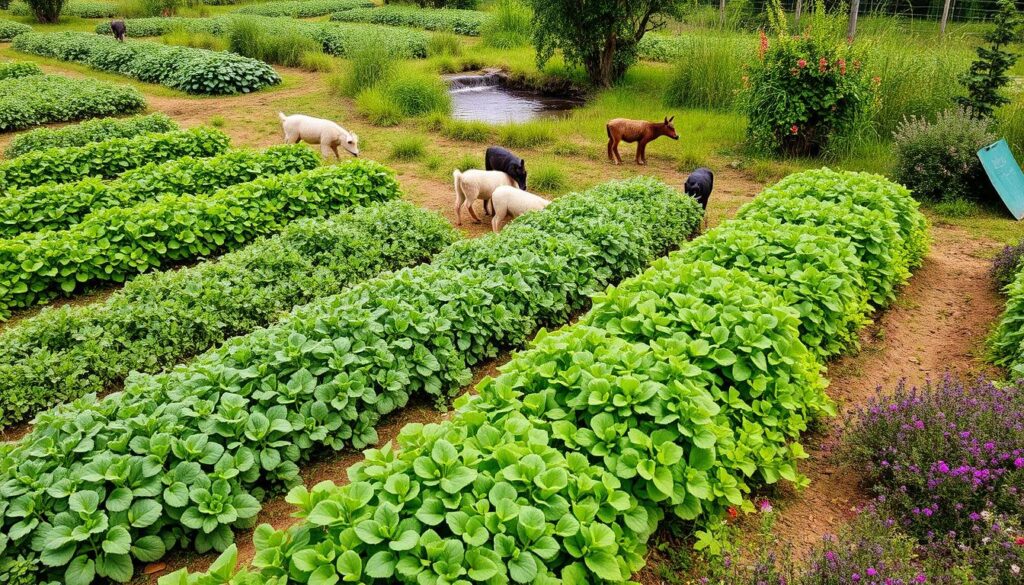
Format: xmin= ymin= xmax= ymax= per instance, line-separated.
xmin=819 ymin=57 xmax=828 ymax=72
xmin=1016 ymin=536 xmax=1024 ymax=546
xmin=727 ymin=507 xmax=739 ymax=519
xmin=758 ymin=30 xmax=768 ymax=60
xmin=838 ymin=58 xmax=847 ymax=75
xmin=791 ymin=124 xmax=799 ymax=135
xmin=872 ymin=76 xmax=882 ymax=86
xmin=854 ymin=59 xmax=862 ymax=70
xmin=797 ymin=58 xmax=807 ymax=69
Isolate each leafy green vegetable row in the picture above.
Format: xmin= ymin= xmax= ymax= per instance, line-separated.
xmin=235 ymin=0 xmax=373 ymax=18
xmin=0 ymin=200 xmax=457 ymax=429
xmin=0 ymin=74 xmax=146 ymax=133
xmin=4 ymin=113 xmax=177 ymax=159
xmin=96 ymin=16 xmax=430 ymax=58
xmin=163 ymin=169 xmax=929 ymax=585
xmin=0 ymin=160 xmax=398 ymax=319
xmin=328 ymin=6 xmax=489 ymax=36
xmin=0 ymin=177 xmax=703 ymax=585
xmin=0 ymin=61 xmax=40 ymax=81
xmin=12 ymin=32 xmax=281 ymax=95
xmin=0 ymin=127 xmax=228 ymax=195
xmin=0 ymin=18 xmax=31 ymax=41
xmin=0 ymin=145 xmax=320 ymax=238
xmin=990 ymin=269 xmax=1024 ymax=376
xmin=9 ymin=0 xmax=118 ymax=17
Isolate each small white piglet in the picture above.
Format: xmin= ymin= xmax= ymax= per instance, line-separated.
xmin=490 ymin=186 xmax=550 ymax=232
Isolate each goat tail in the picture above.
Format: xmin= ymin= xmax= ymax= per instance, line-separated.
xmin=453 ymin=170 xmax=465 ymax=225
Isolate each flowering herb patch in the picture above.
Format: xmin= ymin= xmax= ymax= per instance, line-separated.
xmin=992 ymin=239 xmax=1024 ymax=292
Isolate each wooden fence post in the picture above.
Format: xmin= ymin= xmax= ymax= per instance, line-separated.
xmin=847 ymin=0 xmax=860 ymax=39
xmin=940 ymin=0 xmax=953 ymax=34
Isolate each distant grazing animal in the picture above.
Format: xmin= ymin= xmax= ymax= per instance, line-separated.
xmin=111 ymin=20 xmax=126 ymax=42
xmin=490 ymin=186 xmax=550 ymax=232
xmin=606 ymin=116 xmax=679 ymax=165
xmin=453 ymin=169 xmax=518 ymax=226
xmin=278 ymin=112 xmax=359 ymax=160
xmin=684 ymin=167 xmax=714 ymax=210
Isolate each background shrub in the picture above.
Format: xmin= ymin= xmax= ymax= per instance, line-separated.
xmin=0 ymin=74 xmax=146 ymax=133
xmin=330 ymin=5 xmax=490 ymax=36
xmin=4 ymin=113 xmax=176 ymax=158
xmin=893 ymin=107 xmax=995 ymax=203
xmin=481 ymin=0 xmax=532 ymax=48
xmin=22 ymin=0 xmax=63 ymax=23
xmin=234 ymin=0 xmax=372 ymax=17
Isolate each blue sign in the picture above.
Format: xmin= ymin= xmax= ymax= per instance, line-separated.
xmin=978 ymin=139 xmax=1024 ymax=220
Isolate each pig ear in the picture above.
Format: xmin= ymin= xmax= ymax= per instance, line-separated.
xmin=668 ymin=116 xmax=675 ymax=123
xmin=521 ymin=160 xmax=526 ymax=170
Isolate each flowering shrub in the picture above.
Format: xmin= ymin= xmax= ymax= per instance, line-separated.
xmin=741 ymin=1 xmax=871 ymax=156
xmin=992 ymin=239 xmax=1024 ymax=292
xmin=844 ymin=377 xmax=1024 ymax=544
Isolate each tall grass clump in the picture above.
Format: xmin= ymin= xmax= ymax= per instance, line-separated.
xmin=227 ymin=16 xmax=324 ymax=68
xmin=389 ymin=136 xmax=427 ymax=160
xmin=664 ymin=34 xmax=750 ymax=110
xmin=441 ymin=118 xmax=492 ymax=142
xmin=162 ymin=26 xmax=227 ymax=51
xmin=427 ymin=31 xmax=462 ymax=56
xmin=498 ymin=121 xmax=553 ymax=148
xmin=481 ymin=0 xmax=532 ymax=49
xmin=997 ymin=98 xmax=1024 ymax=159
xmin=355 ymin=87 xmax=404 ymax=126
xmin=385 ymin=73 xmax=451 ymax=117
xmin=528 ymin=162 xmax=567 ymax=193
xmin=865 ymin=45 xmax=970 ymax=139
xmin=337 ymin=44 xmax=396 ymax=96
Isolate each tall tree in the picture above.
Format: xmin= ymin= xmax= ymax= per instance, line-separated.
xmin=957 ymin=0 xmax=1022 ymax=118
xmin=25 ymin=0 xmax=64 ymax=22
xmin=527 ymin=0 xmax=681 ymax=87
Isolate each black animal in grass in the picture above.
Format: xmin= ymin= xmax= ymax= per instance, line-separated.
xmin=684 ymin=167 xmax=714 ymax=210
xmin=484 ymin=146 xmax=527 ymax=215
xmin=111 ymin=20 xmax=127 ymax=42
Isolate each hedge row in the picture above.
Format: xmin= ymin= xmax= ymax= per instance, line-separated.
xmin=0 ymin=160 xmax=398 ymax=319
xmin=329 ymin=5 xmax=489 ymax=36
xmin=0 ymin=177 xmax=703 ymax=584
xmin=0 ymin=127 xmax=228 ymax=195
xmin=0 ymin=73 xmax=146 ymax=134
xmin=990 ymin=270 xmax=1024 ymax=376
xmin=0 ymin=201 xmax=457 ymax=429
xmin=10 ymin=0 xmax=118 ymax=17
xmin=638 ymin=34 xmax=688 ymax=62
xmin=0 ymin=61 xmax=41 ymax=81
xmin=0 ymin=18 xmax=31 ymax=41
xmin=0 ymin=145 xmax=320 ymax=238
xmin=96 ymin=16 xmax=431 ymax=58
xmin=4 ymin=113 xmax=177 ymax=158
xmin=235 ymin=0 xmax=373 ymax=17
xmin=12 ymin=31 xmax=281 ymax=95
xmin=163 ymin=169 xmax=929 ymax=585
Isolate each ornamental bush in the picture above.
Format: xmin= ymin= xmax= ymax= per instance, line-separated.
xmin=0 ymin=201 xmax=456 ymax=428
xmin=4 ymin=113 xmax=177 ymax=158
xmin=0 ymin=127 xmax=229 ymax=195
xmin=893 ymin=107 xmax=996 ymax=204
xmin=0 ymin=61 xmax=41 ymax=81
xmin=0 ymin=74 xmax=146 ymax=133
xmin=0 ymin=145 xmax=320 ymax=238
xmin=13 ymin=31 xmax=281 ymax=95
xmin=235 ymin=0 xmax=372 ymax=17
xmin=329 ymin=6 xmax=490 ymax=36
xmin=0 ymin=178 xmax=702 ymax=584
xmin=742 ymin=1 xmax=871 ymax=156
xmin=0 ymin=162 xmax=397 ymax=318
xmin=0 ymin=18 xmax=32 ymax=40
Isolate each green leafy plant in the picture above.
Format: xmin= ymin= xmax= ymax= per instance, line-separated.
xmin=0 ymin=145 xmax=320 ymax=238
xmin=957 ymin=0 xmax=1022 ymax=119
xmin=23 ymin=0 xmax=63 ymax=22
xmin=329 ymin=5 xmax=490 ymax=36
xmin=0 ymin=19 xmax=32 ymax=41
xmin=0 ymin=74 xmax=146 ymax=133
xmin=234 ymin=0 xmax=372 ymax=17
xmin=4 ymin=113 xmax=177 ymax=158
xmin=0 ymin=127 xmax=228 ymax=195
xmin=893 ymin=107 xmax=996 ymax=204
xmin=742 ymin=0 xmax=871 ymax=155
xmin=0 ymin=61 xmax=41 ymax=81
xmin=13 ymin=31 xmax=281 ymax=95
xmin=0 ymin=161 xmax=397 ymax=318
xmin=9 ymin=0 xmax=117 ymax=17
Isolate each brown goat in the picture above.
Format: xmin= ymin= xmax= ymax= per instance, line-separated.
xmin=606 ymin=116 xmax=679 ymax=165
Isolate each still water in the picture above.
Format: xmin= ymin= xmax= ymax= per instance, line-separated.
xmin=446 ymin=72 xmax=581 ymax=124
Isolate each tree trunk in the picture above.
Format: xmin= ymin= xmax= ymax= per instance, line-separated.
xmin=593 ymin=32 xmax=618 ymax=88
xmin=847 ymin=0 xmax=860 ymax=40
xmin=940 ymin=0 xmax=953 ymax=34
xmin=719 ymin=0 xmax=726 ymax=26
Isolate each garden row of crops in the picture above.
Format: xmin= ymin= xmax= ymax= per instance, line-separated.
xmin=0 ymin=18 xmax=30 ymax=41
xmin=8 ymin=0 xmax=118 ymax=18
xmin=3 ymin=113 xmax=177 ymax=158
xmin=328 ymin=5 xmax=489 ymax=36
xmin=0 ymin=175 xmax=704 ymax=584
xmin=159 ymin=168 xmax=929 ymax=584
xmin=12 ymin=32 xmax=281 ymax=95
xmin=0 ymin=127 xmax=228 ymax=194
xmin=95 ymin=16 xmax=431 ymax=58
xmin=0 ymin=71 xmax=146 ymax=132
xmin=235 ymin=0 xmax=372 ymax=18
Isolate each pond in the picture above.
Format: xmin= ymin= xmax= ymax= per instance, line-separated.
xmin=445 ymin=71 xmax=582 ymax=124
